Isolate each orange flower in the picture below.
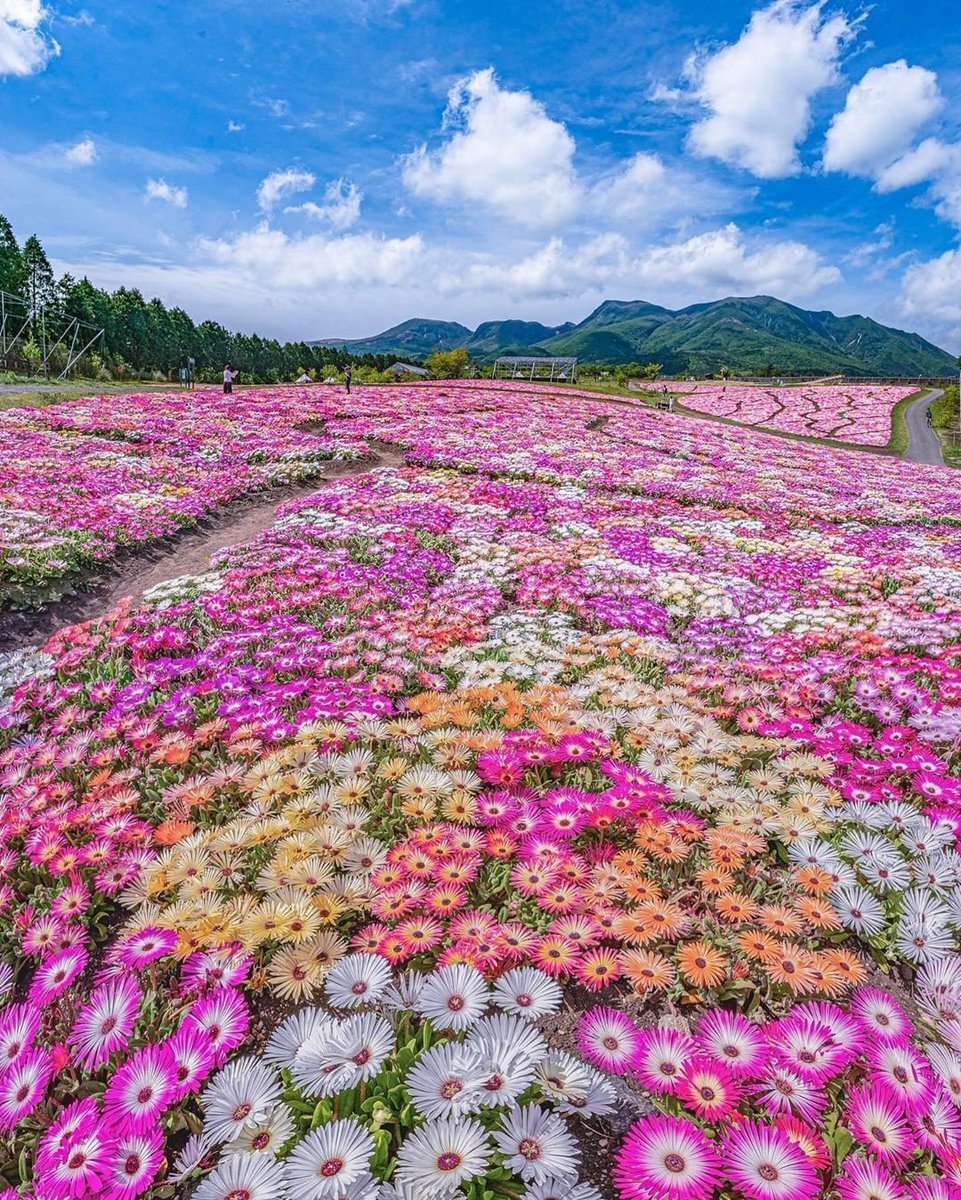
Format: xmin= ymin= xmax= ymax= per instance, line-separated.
xmin=612 ymin=914 xmax=656 ymax=945
xmin=714 ymin=891 xmax=761 ymax=924
xmin=574 ymin=948 xmax=622 ymax=991
xmin=761 ymin=942 xmax=819 ymax=993
xmin=822 ymin=948 xmax=868 ymax=986
xmin=737 ymin=930 xmax=781 ymax=960
xmin=759 ymin=906 xmax=804 ymax=937
xmin=154 ymin=819 xmax=195 ymax=846
xmin=804 ymin=956 xmax=848 ymax=997
xmin=677 ymin=941 xmax=727 ymax=989
xmin=534 ymin=935 xmax=580 ymax=977
xmin=622 ymin=877 xmax=663 ymax=903
xmin=794 ymin=896 xmax=842 ymax=930
xmin=621 ymin=949 xmax=676 ymax=993
xmin=696 ymin=867 xmax=735 ymax=894
xmin=636 ymin=899 xmax=689 ymax=942
xmin=793 ymin=865 xmax=835 ymax=895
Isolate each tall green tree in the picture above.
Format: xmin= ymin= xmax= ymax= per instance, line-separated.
xmin=22 ymin=235 xmax=57 ymax=323
xmin=0 ymin=216 xmax=25 ymax=300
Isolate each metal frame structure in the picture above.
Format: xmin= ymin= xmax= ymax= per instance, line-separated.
xmin=0 ymin=290 xmax=105 ymax=379
xmin=492 ymin=355 xmax=578 ymax=383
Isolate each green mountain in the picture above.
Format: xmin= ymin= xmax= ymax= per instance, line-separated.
xmin=315 ymin=296 xmax=957 ymax=375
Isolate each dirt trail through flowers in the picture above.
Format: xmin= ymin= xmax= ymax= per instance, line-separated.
xmin=0 ymin=441 xmax=407 ymax=652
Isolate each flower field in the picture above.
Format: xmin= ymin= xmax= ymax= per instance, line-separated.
xmin=2 ymin=381 xmax=961 ymax=1199
xmin=677 ymin=383 xmax=916 ymax=446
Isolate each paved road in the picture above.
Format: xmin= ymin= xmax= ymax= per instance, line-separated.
xmin=903 ymin=388 xmax=945 ymax=466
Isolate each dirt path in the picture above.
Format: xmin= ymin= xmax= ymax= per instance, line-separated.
xmin=0 ymin=443 xmax=406 ymax=652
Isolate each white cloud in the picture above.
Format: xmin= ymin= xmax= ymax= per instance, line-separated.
xmin=592 ymin=151 xmax=748 ymax=227
xmin=61 ymin=8 xmax=94 ymax=25
xmin=286 ymin=178 xmax=362 ymax=231
xmin=257 ymin=168 xmax=315 ymax=210
xmin=64 ymin=137 xmax=97 ymax=166
xmin=227 ymin=120 xmax=245 ymax=133
xmin=0 ymin=0 xmax=59 ymax=76
xmin=823 ymin=61 xmax=944 ymax=177
xmin=145 ymin=178 xmax=188 ymax=208
xmin=901 ymin=249 xmax=961 ymax=349
xmin=448 ymin=223 xmax=840 ymax=303
xmin=197 ymin=224 xmax=424 ymax=288
xmin=402 ymin=67 xmax=581 ymax=228
xmin=683 ymin=0 xmax=858 ymax=178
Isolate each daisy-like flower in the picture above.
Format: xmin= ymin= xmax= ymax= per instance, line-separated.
xmin=394 ymin=1116 xmax=491 ymax=1197
xmin=835 ymin=1157 xmax=907 ymax=1200
xmin=614 ymin=1115 xmax=721 ymax=1200
xmin=849 ymin=988 xmax=912 ymax=1044
xmin=833 ymin=885 xmax=886 ymax=937
xmin=182 ymin=988 xmax=250 ymax=1066
xmin=722 ymin=1120 xmax=817 ymax=1200
xmin=754 ymin=1062 xmax=826 ymax=1125
xmin=415 ymin=963 xmax=490 ymax=1032
xmin=577 ymin=1007 xmax=642 ymax=1076
xmin=324 ymin=953 xmax=394 ymax=1009
xmin=284 ymin=1118 xmax=374 ymax=1200
xmin=868 ymin=1041 xmax=934 ymax=1113
xmin=469 ymin=1013 xmax=548 ymax=1106
xmin=200 ymin=1056 xmax=283 ymax=1146
xmin=635 ymin=1027 xmax=695 ymax=1095
xmin=848 ymin=1084 xmax=913 ymax=1164
xmin=113 ymin=927 xmax=178 ymax=970
xmin=677 ymin=941 xmax=727 ymax=990
xmin=69 ymin=975 xmax=142 ymax=1070
xmin=0 ymin=1046 xmax=53 ymax=1132
xmin=192 ymin=1152 xmax=288 ymax=1200
xmin=492 ymin=966 xmax=562 ymax=1020
xmin=0 ymin=1004 xmax=41 ymax=1067
xmin=104 ymin=1128 xmax=165 ymax=1196
xmin=405 ymin=1041 xmax=488 ymax=1119
xmin=167 ymin=1025 xmax=216 ymax=1101
xmin=223 ymin=1104 xmax=296 ymax=1157
xmin=294 ymin=1013 xmax=394 ymax=1097
xmin=28 ymin=945 xmax=87 ymax=1004
xmin=103 ymin=1042 xmax=177 ymax=1131
xmin=768 ymin=1015 xmax=852 ymax=1084
xmin=535 ymin=1052 xmax=616 ymax=1117
xmin=264 ymin=1009 xmax=333 ymax=1070
xmin=36 ymin=1127 xmax=114 ymax=1197
xmin=695 ymin=1010 xmax=767 ymax=1078
xmin=678 ymin=1056 xmax=743 ymax=1121
xmin=493 ymin=1105 xmax=579 ymax=1186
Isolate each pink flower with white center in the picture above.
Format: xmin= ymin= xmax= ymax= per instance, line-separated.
xmin=754 ymin=1063 xmax=827 ymax=1125
xmin=28 ymin=945 xmax=87 ymax=1004
xmin=833 ymin=1155 xmax=905 ymax=1200
xmin=103 ymin=1042 xmax=177 ymax=1132
xmin=0 ymin=1003 xmax=41 ymax=1067
xmin=167 ymin=1024 xmax=217 ymax=1101
xmin=695 ymin=1009 xmax=767 ymax=1078
xmin=0 ymin=1046 xmax=53 ymax=1132
xmin=614 ymin=1114 xmax=721 ymax=1200
xmin=68 ymin=975 xmax=142 ymax=1070
xmin=182 ymin=987 xmax=250 ymax=1066
xmin=849 ymin=1084 xmax=913 ymax=1164
xmin=104 ymin=1128 xmax=165 ymax=1196
xmin=577 ymin=1007 xmax=642 ymax=1076
xmin=849 ymin=988 xmax=912 ymax=1043
xmin=37 ymin=1127 xmax=115 ymax=1198
xmin=634 ymin=1028 xmax=695 ymax=1095
xmin=869 ymin=1040 xmax=934 ymax=1113
xmin=722 ymin=1120 xmax=817 ymax=1200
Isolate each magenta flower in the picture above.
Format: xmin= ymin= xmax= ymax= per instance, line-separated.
xmin=103 ymin=1043 xmax=177 ymax=1132
xmin=28 ymin=945 xmax=88 ymax=1004
xmin=722 ymin=1120 xmax=817 ymax=1200
xmin=0 ymin=1046 xmax=53 ymax=1132
xmin=577 ymin=1007 xmax=643 ymax=1076
xmin=68 ymin=975 xmax=142 ymax=1070
xmin=848 ymin=1083 xmax=913 ymax=1164
xmin=614 ymin=1114 xmax=720 ymax=1200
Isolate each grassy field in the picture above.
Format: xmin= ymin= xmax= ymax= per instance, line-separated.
xmin=931 ymin=385 xmax=961 ymax=466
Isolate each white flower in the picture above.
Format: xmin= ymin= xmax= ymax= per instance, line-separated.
xmin=415 ymin=964 xmax=490 ymax=1032
xmin=380 ymin=971 xmax=427 ymax=1012
xmin=492 ymin=1105 xmax=579 ymax=1185
xmin=192 ymin=1153 xmax=287 ymax=1200
xmin=222 ymin=1104 xmax=295 ymax=1156
xmin=860 ymin=855 xmax=912 ymax=893
xmin=264 ymin=1009 xmax=333 ymax=1070
xmin=833 ymin=884 xmax=886 ymax=937
xmin=405 ymin=1041 xmax=488 ymax=1119
xmin=293 ymin=1014 xmax=394 ymax=1097
xmin=394 ymin=1116 xmax=490 ymax=1198
xmin=526 ymin=1183 xmax=605 ymax=1200
xmin=491 ymin=967 xmax=562 ymax=1020
xmin=200 ymin=1057 xmax=282 ymax=1147
xmin=324 ymin=954 xmax=394 ymax=1009
xmin=467 ymin=1013 xmax=547 ymax=1106
xmin=284 ymin=1118 xmax=374 ymax=1200
xmin=535 ymin=1053 xmax=615 ymax=1116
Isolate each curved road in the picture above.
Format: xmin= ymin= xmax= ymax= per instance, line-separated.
xmin=903 ymin=388 xmax=944 ymax=465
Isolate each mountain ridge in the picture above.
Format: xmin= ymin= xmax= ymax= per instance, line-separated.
xmin=313 ymin=295 xmax=957 ymax=375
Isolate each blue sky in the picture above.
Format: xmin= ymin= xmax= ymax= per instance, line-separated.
xmin=2 ymin=0 xmax=960 ymax=350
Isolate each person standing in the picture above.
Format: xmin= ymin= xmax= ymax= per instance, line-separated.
xmin=223 ymin=364 xmax=238 ymax=395
xmin=344 ymin=365 xmax=352 ymax=395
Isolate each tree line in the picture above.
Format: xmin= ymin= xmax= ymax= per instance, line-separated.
xmin=0 ymin=214 xmax=402 ymax=383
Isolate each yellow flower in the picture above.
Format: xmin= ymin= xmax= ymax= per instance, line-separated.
xmin=266 ymin=947 xmax=323 ymax=1001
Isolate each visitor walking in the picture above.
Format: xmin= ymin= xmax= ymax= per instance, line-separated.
xmin=926 ymin=407 xmax=933 ymax=427
xmin=344 ymin=366 xmax=352 ymax=395
xmin=223 ymin=364 xmax=238 ymax=395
